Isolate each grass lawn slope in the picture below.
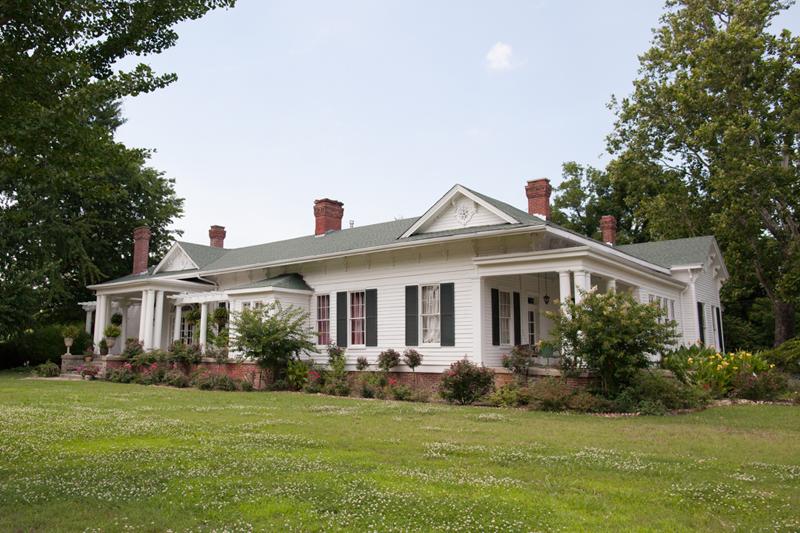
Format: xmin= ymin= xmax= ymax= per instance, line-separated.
xmin=0 ymin=374 xmax=798 ymax=532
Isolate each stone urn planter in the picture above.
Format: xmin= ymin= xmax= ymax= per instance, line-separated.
xmin=105 ymin=336 xmax=117 ymax=353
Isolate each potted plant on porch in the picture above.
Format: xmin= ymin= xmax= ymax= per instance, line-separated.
xmin=60 ymin=325 xmax=82 ymax=354
xmin=185 ymin=309 xmax=201 ymax=326
xmin=103 ymin=324 xmax=121 ymax=354
xmin=83 ymin=347 xmax=94 ymax=362
xmin=110 ymin=313 xmax=123 ymax=326
xmin=78 ymin=364 xmax=100 ymax=380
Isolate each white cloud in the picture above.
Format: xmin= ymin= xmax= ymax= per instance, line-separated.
xmin=485 ymin=42 xmax=514 ymax=71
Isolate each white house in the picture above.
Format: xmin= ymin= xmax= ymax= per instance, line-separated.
xmin=83 ymin=179 xmax=729 ymax=373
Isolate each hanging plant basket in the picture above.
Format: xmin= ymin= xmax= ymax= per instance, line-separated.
xmin=185 ymin=309 xmax=201 ymax=326
xmin=212 ymin=307 xmax=228 ymax=326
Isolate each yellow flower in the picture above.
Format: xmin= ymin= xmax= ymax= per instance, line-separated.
xmin=771 ymin=364 xmax=775 ymax=368
xmin=717 ymin=365 xmax=722 ymax=370
xmin=688 ymin=358 xmax=693 ymax=363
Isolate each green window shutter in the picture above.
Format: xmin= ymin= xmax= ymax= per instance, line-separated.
xmin=513 ymin=292 xmax=521 ymax=346
xmin=405 ymin=285 xmax=418 ymax=346
xmin=491 ymin=288 xmax=500 ymax=346
xmin=366 ymin=289 xmax=378 ymax=347
xmin=697 ymin=302 xmax=705 ymax=345
xmin=337 ymin=292 xmax=348 ymax=347
xmin=440 ymin=283 xmax=455 ymax=347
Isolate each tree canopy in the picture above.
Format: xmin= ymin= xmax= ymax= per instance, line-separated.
xmin=0 ymin=0 xmax=236 ymax=336
xmin=605 ymin=0 xmax=800 ymax=346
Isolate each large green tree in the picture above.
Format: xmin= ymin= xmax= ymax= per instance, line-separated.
xmin=0 ymin=1 xmax=236 ymax=336
xmin=607 ymin=0 xmax=800 ymax=346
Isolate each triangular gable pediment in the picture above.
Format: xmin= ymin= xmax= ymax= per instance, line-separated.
xmin=153 ymin=243 xmax=199 ymax=273
xmin=400 ymin=185 xmax=519 ymax=238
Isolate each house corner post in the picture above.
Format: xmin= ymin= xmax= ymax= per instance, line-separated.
xmin=153 ymin=291 xmax=165 ymax=350
xmin=143 ymin=290 xmax=156 ymax=349
xmin=173 ymin=304 xmax=183 ymax=343
xmin=199 ymin=303 xmax=209 ymax=353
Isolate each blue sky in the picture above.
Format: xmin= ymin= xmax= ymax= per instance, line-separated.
xmin=114 ymin=1 xmax=800 ymax=249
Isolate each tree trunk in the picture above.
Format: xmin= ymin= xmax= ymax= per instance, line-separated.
xmin=774 ymin=300 xmax=796 ymax=348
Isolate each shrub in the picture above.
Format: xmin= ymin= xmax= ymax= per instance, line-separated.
xmin=231 ymin=301 xmax=318 ymax=378
xmin=108 ymin=363 xmax=136 ymax=383
xmin=215 ymin=374 xmax=241 ymax=391
xmin=665 ymin=347 xmax=772 ymax=394
xmin=543 ymin=288 xmax=678 ymax=397
xmin=285 ymin=359 xmax=309 ymax=391
xmin=731 ymin=371 xmax=788 ymax=402
xmin=377 ymin=349 xmax=401 ymax=372
xmin=121 ymin=339 xmax=145 ymax=359
xmin=613 ymin=370 xmax=711 ymax=414
xmin=409 ymin=389 xmax=431 ymax=403
xmin=191 ymin=369 xmax=217 ymax=390
xmin=304 ymin=369 xmax=325 ymax=393
xmin=403 ymin=349 xmax=423 ymax=388
xmin=323 ymin=344 xmax=350 ymax=393
xmin=324 ymin=379 xmax=352 ymax=397
xmin=167 ymin=340 xmax=202 ymax=370
xmin=526 ymin=378 xmax=575 ymax=412
xmin=130 ymin=349 xmax=167 ymax=368
xmin=762 ymin=338 xmax=800 ymax=375
xmin=501 ymin=345 xmax=536 ymax=381
xmin=438 ymin=359 xmax=495 ymax=405
xmin=33 ymin=360 xmax=60 ymax=377
xmin=488 ymin=383 xmax=528 ymax=408
xmin=355 ymin=356 xmax=370 ymax=372
xmin=358 ymin=378 xmax=380 ymax=399
xmin=110 ymin=313 xmax=123 ymax=326
xmin=0 ymin=323 xmax=92 ymax=368
xmin=164 ymin=364 xmax=189 ymax=388
xmin=78 ymin=364 xmax=100 ymax=379
xmin=241 ymin=378 xmax=254 ymax=392
xmin=388 ymin=382 xmax=413 ymax=401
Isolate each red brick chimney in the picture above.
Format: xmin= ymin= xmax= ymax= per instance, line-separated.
xmin=133 ymin=226 xmax=151 ymax=275
xmin=209 ymin=225 xmax=226 ymax=248
xmin=525 ymin=178 xmax=552 ymax=220
xmin=601 ymin=215 xmax=617 ymax=246
xmin=314 ymin=198 xmax=344 ymax=236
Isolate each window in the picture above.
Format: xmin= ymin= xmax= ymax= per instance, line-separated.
xmin=499 ymin=291 xmax=511 ymax=345
xmin=316 ymin=295 xmax=330 ymax=345
xmin=350 ymin=291 xmax=365 ymax=345
xmin=180 ymin=312 xmax=195 ymax=345
xmin=528 ymin=310 xmax=536 ymax=345
xmin=242 ymin=302 xmax=251 ymax=311
xmin=697 ymin=302 xmax=706 ymax=345
xmin=421 ymin=285 xmax=440 ymax=344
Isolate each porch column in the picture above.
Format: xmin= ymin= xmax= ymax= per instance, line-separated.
xmin=199 ymin=302 xmax=209 ymax=353
xmin=143 ymin=290 xmax=156 ymax=349
xmin=138 ymin=290 xmax=148 ymax=341
xmin=93 ymin=294 xmax=107 ymax=351
xmin=120 ymin=303 xmax=128 ymax=345
xmin=606 ymin=278 xmax=617 ymax=293
xmin=173 ymin=304 xmax=183 ymax=343
xmin=471 ymin=277 xmax=486 ymax=364
xmin=573 ymin=271 xmax=587 ymax=303
xmin=84 ymin=308 xmax=93 ymax=335
xmin=153 ymin=290 xmax=165 ymax=349
xmin=558 ymin=271 xmax=572 ymax=309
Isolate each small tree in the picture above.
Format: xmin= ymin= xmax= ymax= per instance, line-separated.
xmin=438 ymin=359 xmax=495 ymax=405
xmin=231 ymin=301 xmax=318 ymax=380
xmin=377 ymin=349 xmax=401 ymax=373
xmin=542 ymin=288 xmax=678 ymax=397
xmin=402 ymin=349 xmax=423 ymax=389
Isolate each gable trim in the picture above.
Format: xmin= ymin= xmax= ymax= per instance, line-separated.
xmin=153 ymin=243 xmax=199 ymax=274
xmin=399 ymin=184 xmax=520 ymax=239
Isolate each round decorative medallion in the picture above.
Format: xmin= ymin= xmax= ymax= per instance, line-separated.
xmin=454 ymin=203 xmax=476 ymax=226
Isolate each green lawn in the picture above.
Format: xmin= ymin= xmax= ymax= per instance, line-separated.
xmin=0 ymin=374 xmax=798 ymax=533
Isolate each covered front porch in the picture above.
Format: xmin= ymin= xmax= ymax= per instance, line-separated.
xmin=473 ymin=245 xmax=685 ymax=368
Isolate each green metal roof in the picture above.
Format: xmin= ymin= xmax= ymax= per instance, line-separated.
xmin=617 ymin=236 xmax=717 ymax=268
xmin=93 ymin=185 xmax=718 ymax=287
xmin=229 ymin=273 xmax=313 ymax=292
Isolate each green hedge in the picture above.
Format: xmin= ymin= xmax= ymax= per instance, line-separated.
xmin=0 ymin=324 xmax=93 ymax=369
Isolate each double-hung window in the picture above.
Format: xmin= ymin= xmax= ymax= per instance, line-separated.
xmin=499 ymin=291 xmax=511 ymax=345
xmin=421 ymin=285 xmax=441 ymax=344
xmin=316 ymin=295 xmax=330 ymax=346
xmin=350 ymin=291 xmax=366 ymax=346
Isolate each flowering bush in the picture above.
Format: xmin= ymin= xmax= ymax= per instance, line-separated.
xmin=355 ymin=356 xmax=370 ymax=372
xmin=304 ymin=369 xmax=325 ymax=393
xmin=33 ymin=360 xmax=60 ymax=377
xmin=167 ymin=340 xmax=202 ymax=369
xmin=164 ymin=364 xmax=189 ymax=388
xmin=108 ymin=363 xmax=136 ymax=383
xmin=665 ymin=344 xmax=774 ymax=394
xmin=388 ymin=382 xmax=413 ymax=401
xmin=402 ymin=349 xmax=423 ymax=388
xmin=78 ymin=364 xmax=100 ymax=379
xmin=730 ymin=371 xmax=788 ymax=402
xmin=438 ymin=359 xmax=495 ymax=405
xmin=191 ymin=369 xmax=217 ymax=390
xmin=121 ymin=339 xmax=145 ymax=359
xmin=377 ymin=349 xmax=401 ymax=372
xmin=501 ymin=345 xmax=536 ymax=382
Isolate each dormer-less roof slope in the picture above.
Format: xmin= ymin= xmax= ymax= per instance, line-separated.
xmin=617 ymin=236 xmax=719 ymax=269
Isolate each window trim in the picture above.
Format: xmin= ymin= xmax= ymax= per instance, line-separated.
xmin=316 ymin=294 xmax=331 ymax=346
xmin=420 ymin=284 xmax=441 ymax=346
xmin=349 ymin=290 xmax=366 ymax=347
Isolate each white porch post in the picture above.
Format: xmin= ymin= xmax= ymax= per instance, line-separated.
xmin=173 ymin=304 xmax=183 ymax=343
xmin=85 ymin=309 xmax=93 ymax=335
xmin=120 ymin=303 xmax=128 ymax=345
xmin=573 ymin=271 xmax=587 ymax=303
xmin=138 ymin=291 xmax=148 ymax=341
xmin=472 ymin=277 xmax=486 ymax=364
xmin=607 ymin=278 xmax=617 ymax=293
xmin=558 ymin=271 xmax=572 ymax=309
xmin=153 ymin=290 xmax=165 ymax=349
xmin=93 ymin=294 xmax=106 ymax=351
xmin=199 ymin=303 xmax=209 ymax=353
xmin=143 ymin=290 xmax=156 ymax=349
